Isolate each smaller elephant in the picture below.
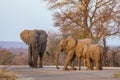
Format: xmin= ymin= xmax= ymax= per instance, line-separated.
xmin=79 ymin=44 xmax=103 ymax=70
xmin=56 ymin=36 xmax=94 ymax=70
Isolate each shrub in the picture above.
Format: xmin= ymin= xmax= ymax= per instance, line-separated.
xmin=0 ymin=48 xmax=14 ymax=65
xmin=0 ymin=67 xmax=16 ymax=80
xmin=113 ymin=72 xmax=120 ymax=78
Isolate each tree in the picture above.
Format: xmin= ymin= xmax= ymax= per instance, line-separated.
xmin=46 ymin=0 xmax=120 ymax=66
xmin=46 ymin=31 xmax=62 ymax=65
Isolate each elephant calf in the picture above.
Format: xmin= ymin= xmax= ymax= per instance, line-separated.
xmin=84 ymin=44 xmax=103 ymax=70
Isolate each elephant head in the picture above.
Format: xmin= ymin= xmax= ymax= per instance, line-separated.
xmin=20 ymin=29 xmax=48 ymax=68
xmin=56 ymin=36 xmax=77 ymax=69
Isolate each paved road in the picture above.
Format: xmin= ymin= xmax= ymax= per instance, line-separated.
xmin=1 ymin=66 xmax=120 ymax=80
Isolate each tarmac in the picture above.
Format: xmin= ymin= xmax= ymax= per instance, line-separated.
xmin=0 ymin=65 xmax=120 ymax=80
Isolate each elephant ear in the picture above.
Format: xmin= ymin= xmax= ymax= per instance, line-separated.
xmin=65 ymin=36 xmax=77 ymax=51
xmin=20 ymin=30 xmax=31 ymax=45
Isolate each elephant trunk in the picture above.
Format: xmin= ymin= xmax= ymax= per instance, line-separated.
xmin=56 ymin=52 xmax=60 ymax=69
xmin=56 ymin=47 xmax=62 ymax=69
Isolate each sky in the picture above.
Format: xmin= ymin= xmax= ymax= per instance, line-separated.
xmin=0 ymin=0 xmax=120 ymax=46
xmin=0 ymin=0 xmax=58 ymax=42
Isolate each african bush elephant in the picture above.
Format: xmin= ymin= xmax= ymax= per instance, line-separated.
xmin=20 ymin=29 xmax=48 ymax=68
xmin=56 ymin=36 xmax=95 ymax=70
xmin=79 ymin=44 xmax=103 ymax=70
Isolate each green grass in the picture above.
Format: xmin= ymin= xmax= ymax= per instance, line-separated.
xmin=113 ymin=72 xmax=120 ymax=78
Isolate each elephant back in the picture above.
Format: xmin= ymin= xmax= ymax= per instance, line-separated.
xmin=38 ymin=30 xmax=48 ymax=44
xmin=75 ymin=38 xmax=93 ymax=57
xmin=38 ymin=30 xmax=48 ymax=53
xmin=29 ymin=30 xmax=48 ymax=48
xmin=88 ymin=44 xmax=103 ymax=59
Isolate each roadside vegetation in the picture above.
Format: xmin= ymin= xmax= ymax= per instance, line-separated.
xmin=113 ymin=72 xmax=120 ymax=78
xmin=0 ymin=32 xmax=120 ymax=67
xmin=0 ymin=67 xmax=16 ymax=80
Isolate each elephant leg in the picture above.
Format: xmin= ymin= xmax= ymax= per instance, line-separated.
xmin=83 ymin=58 xmax=87 ymax=67
xmin=95 ymin=60 xmax=102 ymax=70
xmin=39 ymin=53 xmax=43 ymax=68
xmin=78 ymin=57 xmax=81 ymax=70
xmin=95 ymin=60 xmax=100 ymax=70
xmin=63 ymin=50 xmax=74 ymax=70
xmin=99 ymin=61 xmax=103 ymax=70
xmin=86 ymin=58 xmax=91 ymax=70
xmin=90 ymin=59 xmax=94 ymax=70
xmin=28 ymin=46 xmax=33 ymax=67
xmin=33 ymin=52 xmax=38 ymax=68
xmin=70 ymin=55 xmax=76 ymax=70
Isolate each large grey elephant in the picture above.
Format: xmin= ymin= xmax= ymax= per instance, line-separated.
xmin=56 ymin=36 xmax=95 ymax=70
xmin=20 ymin=29 xmax=48 ymax=68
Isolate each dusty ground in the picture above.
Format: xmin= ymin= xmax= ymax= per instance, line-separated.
xmin=0 ymin=65 xmax=120 ymax=80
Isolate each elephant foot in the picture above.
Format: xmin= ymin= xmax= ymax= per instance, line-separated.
xmin=29 ymin=64 xmax=34 ymax=68
xmin=63 ymin=67 xmax=69 ymax=70
xmin=86 ymin=68 xmax=94 ymax=70
xmin=29 ymin=62 xmax=33 ymax=68
xmin=71 ymin=68 xmax=77 ymax=70
xmin=39 ymin=65 xmax=43 ymax=68
xmin=29 ymin=66 xmax=37 ymax=68
xmin=90 ymin=68 xmax=94 ymax=70
xmin=56 ymin=67 xmax=60 ymax=69
xmin=63 ymin=68 xmax=77 ymax=71
xmin=31 ymin=65 xmax=38 ymax=68
xmin=99 ymin=67 xmax=103 ymax=70
xmin=95 ymin=68 xmax=102 ymax=70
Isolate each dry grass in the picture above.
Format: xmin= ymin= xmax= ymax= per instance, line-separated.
xmin=0 ymin=67 xmax=16 ymax=80
xmin=113 ymin=72 xmax=120 ymax=78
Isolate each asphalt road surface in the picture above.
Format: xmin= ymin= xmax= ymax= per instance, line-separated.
xmin=1 ymin=66 xmax=120 ymax=80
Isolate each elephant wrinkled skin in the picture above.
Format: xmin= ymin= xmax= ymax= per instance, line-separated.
xmin=20 ymin=29 xmax=48 ymax=68
xmin=79 ymin=44 xmax=103 ymax=70
xmin=56 ymin=36 xmax=94 ymax=70
xmin=86 ymin=44 xmax=103 ymax=70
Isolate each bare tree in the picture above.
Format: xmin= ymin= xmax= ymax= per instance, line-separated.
xmin=45 ymin=31 xmax=62 ymax=65
xmin=46 ymin=0 xmax=120 ymax=66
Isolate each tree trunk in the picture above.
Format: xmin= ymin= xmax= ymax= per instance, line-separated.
xmin=103 ymin=36 xmax=107 ymax=66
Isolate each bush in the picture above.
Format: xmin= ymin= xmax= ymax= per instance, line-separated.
xmin=113 ymin=72 xmax=120 ymax=78
xmin=12 ymin=53 xmax=28 ymax=65
xmin=0 ymin=67 xmax=16 ymax=80
xmin=0 ymin=48 xmax=14 ymax=65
